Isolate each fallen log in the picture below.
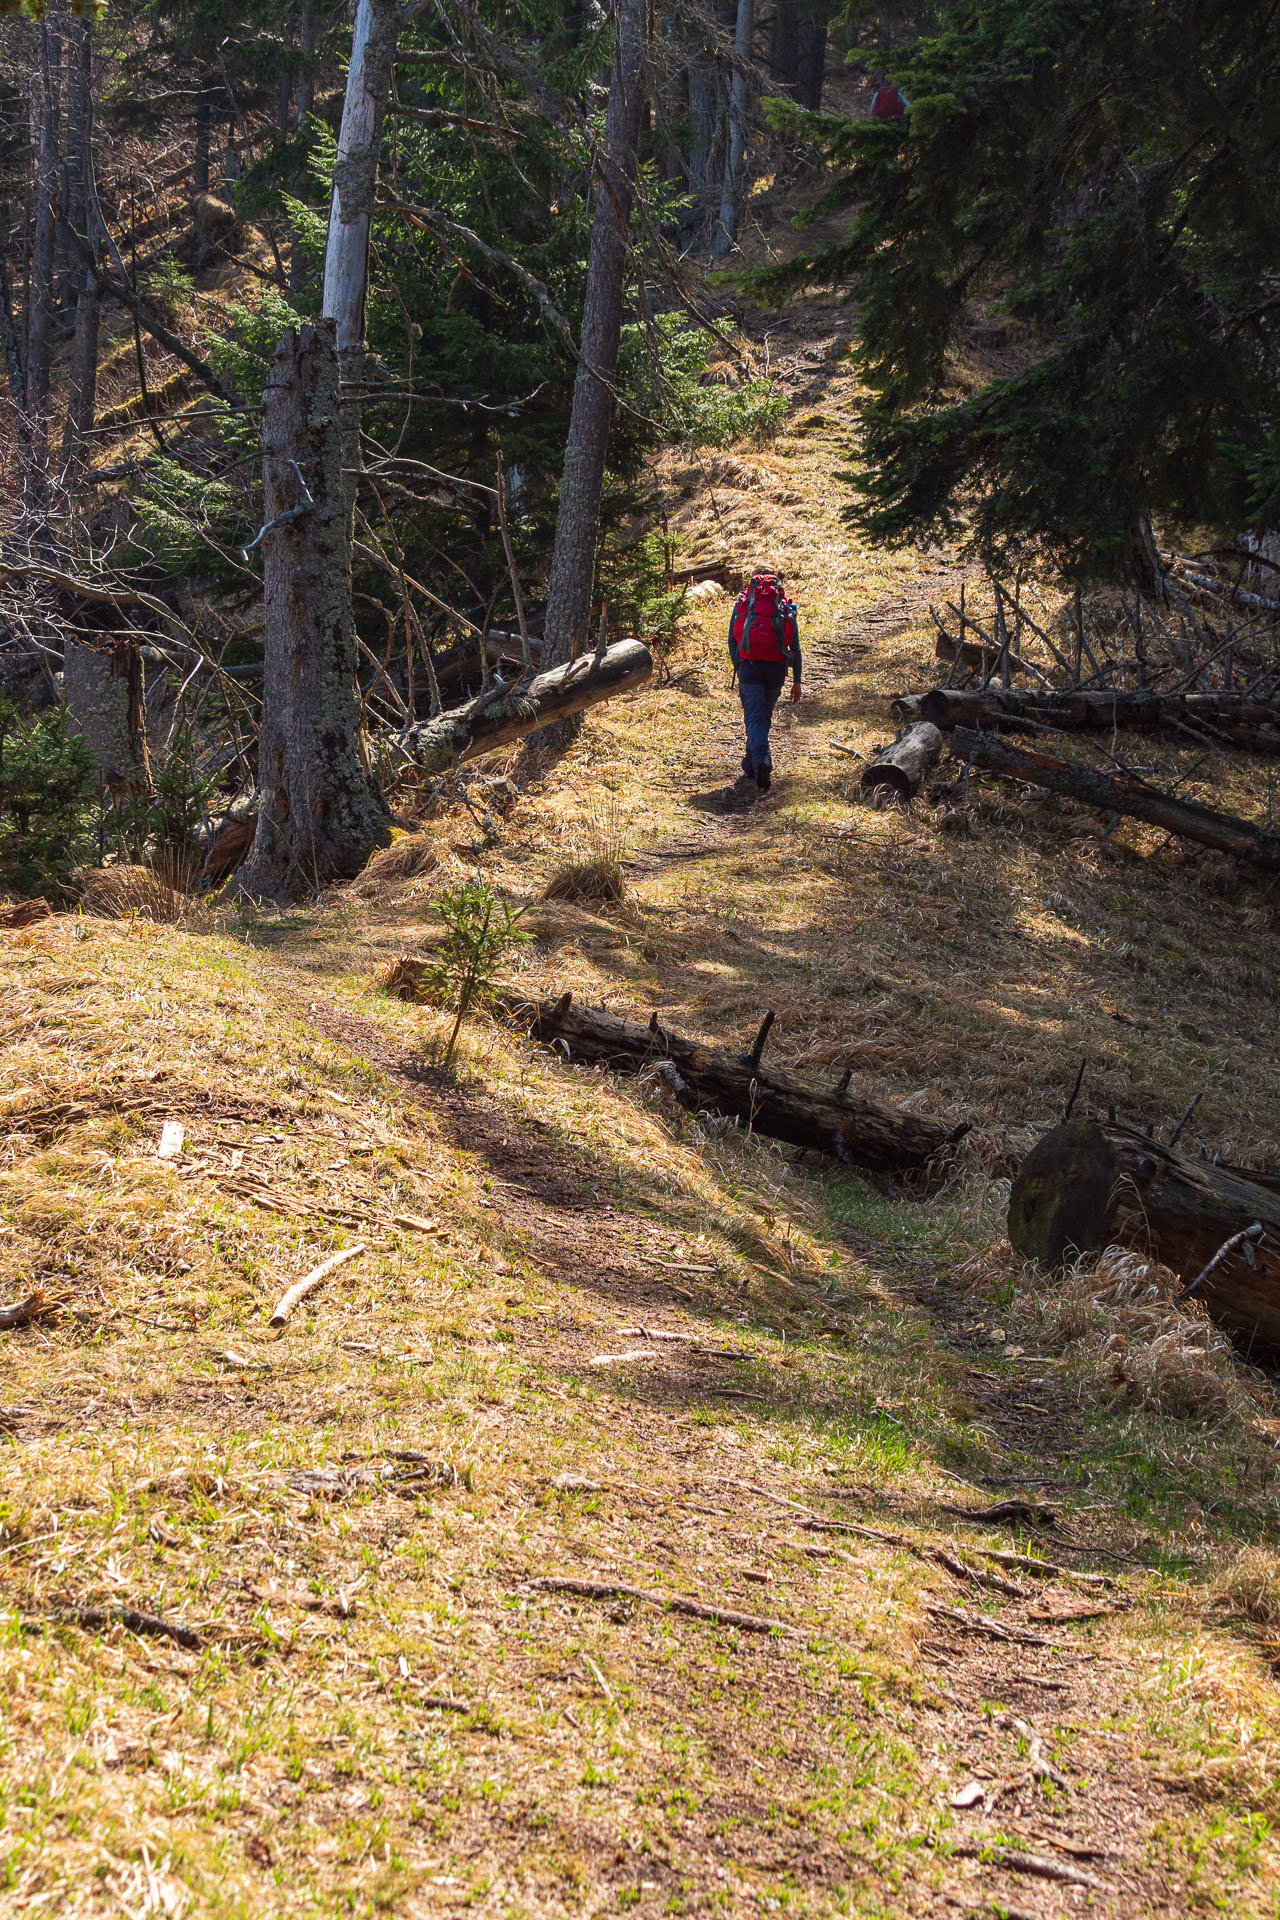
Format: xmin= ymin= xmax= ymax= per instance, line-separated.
xmin=1008 ymin=1118 xmax=1280 ymax=1351
xmin=860 ymin=722 xmax=944 ymax=799
xmin=932 ymin=612 xmax=1044 ymax=682
xmin=949 ymin=727 xmax=1280 ymax=873
xmin=431 ymin=630 xmax=542 ymax=694
xmin=894 ymin=686 xmax=1280 ymax=754
xmin=490 ymin=988 xmax=966 ymax=1178
xmin=403 ymin=639 xmax=652 ymax=773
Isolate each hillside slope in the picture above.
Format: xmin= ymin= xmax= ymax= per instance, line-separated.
xmin=2 ymin=309 xmax=1280 ymax=1918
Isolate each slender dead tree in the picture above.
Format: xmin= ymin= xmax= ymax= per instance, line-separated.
xmin=714 ymin=0 xmax=753 ymax=258
xmin=540 ymin=0 xmax=646 ymax=668
xmin=60 ymin=15 xmax=99 ymax=470
xmin=239 ymin=0 xmax=399 ymax=896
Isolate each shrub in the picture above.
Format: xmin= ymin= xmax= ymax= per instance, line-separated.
xmin=0 ymin=701 xmax=96 ymax=899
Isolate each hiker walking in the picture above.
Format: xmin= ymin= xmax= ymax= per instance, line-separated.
xmin=728 ymin=570 xmax=801 ymax=791
xmin=870 ymin=75 xmax=910 ymax=119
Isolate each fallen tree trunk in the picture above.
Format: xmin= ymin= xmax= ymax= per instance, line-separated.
xmin=403 ymin=639 xmax=651 ymax=773
xmin=895 ymin=687 xmax=1280 ymax=755
xmin=431 ymin=630 xmax=542 ymax=695
xmin=933 ymin=615 xmax=1042 ymax=682
xmin=490 ymin=989 xmax=967 ymax=1178
xmin=1008 ymin=1118 xmax=1280 ymax=1351
xmin=861 ymin=722 xmax=944 ymax=798
xmin=950 ymin=727 xmax=1280 ymax=873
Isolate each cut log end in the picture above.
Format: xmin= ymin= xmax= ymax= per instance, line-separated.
xmin=1007 ymin=1120 xmax=1123 ymax=1268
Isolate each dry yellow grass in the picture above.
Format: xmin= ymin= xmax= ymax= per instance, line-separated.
xmin=3 ymin=268 xmax=1280 ymax=1916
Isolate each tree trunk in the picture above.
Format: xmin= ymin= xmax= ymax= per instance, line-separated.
xmin=860 ymin=721 xmax=944 ymax=798
xmin=194 ymin=89 xmax=212 ymax=196
xmin=795 ymin=9 xmax=827 ymax=109
xmin=404 ymin=639 xmax=652 ymax=770
xmin=686 ymin=55 xmax=721 ymax=234
xmin=60 ymin=18 xmax=98 ymax=471
xmin=296 ymin=0 xmax=318 ymax=124
xmin=713 ymin=0 xmax=754 ymax=258
xmin=25 ymin=26 xmax=59 ymax=504
xmin=237 ymin=324 xmax=389 ymax=897
xmin=540 ymin=0 xmax=646 ymax=668
xmin=0 ymin=209 xmax=27 ymax=411
xmin=772 ymin=0 xmax=799 ymax=94
xmin=475 ymin=989 xmax=968 ymax=1179
xmin=949 ymin=726 xmax=1280 ymax=874
xmin=1008 ymin=1118 xmax=1280 ymax=1354
xmin=321 ymin=0 xmax=400 ymax=373
xmin=894 ymin=686 xmax=1280 ymax=756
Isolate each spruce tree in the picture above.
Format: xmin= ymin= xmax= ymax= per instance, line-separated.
xmin=759 ymin=0 xmax=1280 ymax=584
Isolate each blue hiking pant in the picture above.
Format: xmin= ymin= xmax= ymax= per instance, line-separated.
xmin=737 ymin=668 xmax=785 ymax=770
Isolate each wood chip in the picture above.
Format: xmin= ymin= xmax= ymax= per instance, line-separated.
xmin=392 ymin=1213 xmax=439 ymax=1233
xmin=948 ymin=1780 xmax=986 ymax=1809
xmin=157 ymin=1120 xmax=186 ymax=1158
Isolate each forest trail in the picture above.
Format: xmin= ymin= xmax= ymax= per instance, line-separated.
xmin=1 ymin=300 xmax=1279 ymax=1918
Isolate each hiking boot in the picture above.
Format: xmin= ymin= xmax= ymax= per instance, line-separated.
xmin=741 ymin=754 xmax=754 ymax=781
xmin=755 ymin=760 xmax=772 ymax=792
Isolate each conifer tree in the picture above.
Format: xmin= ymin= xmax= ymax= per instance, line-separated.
xmin=760 ymin=0 xmax=1280 ymax=584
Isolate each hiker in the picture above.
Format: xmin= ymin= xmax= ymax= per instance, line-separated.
xmin=870 ymin=75 xmax=910 ymax=119
xmin=728 ymin=570 xmax=801 ymax=791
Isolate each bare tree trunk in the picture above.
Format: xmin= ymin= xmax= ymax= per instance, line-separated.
xmin=321 ymin=0 xmax=399 ymax=377
xmin=686 ymin=54 xmax=720 ymax=235
xmin=60 ymin=17 xmax=98 ymax=471
xmin=243 ymin=0 xmax=400 ymax=896
xmin=795 ymin=8 xmax=826 ymax=109
xmin=193 ymin=88 xmax=212 ymax=195
xmin=772 ymin=0 xmax=799 ymax=94
xmin=290 ymin=0 xmax=320 ymax=295
xmin=540 ymin=0 xmax=646 ymax=668
xmin=238 ymin=325 xmax=389 ymax=897
xmin=25 ymin=24 xmax=59 ymax=511
xmin=0 ymin=212 xmax=27 ymax=410
xmin=713 ymin=0 xmax=754 ymax=258
xmin=296 ymin=0 xmax=318 ymax=125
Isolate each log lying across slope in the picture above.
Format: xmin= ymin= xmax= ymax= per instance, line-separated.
xmin=950 ymin=727 xmax=1280 ymax=873
xmin=894 ymin=686 xmax=1280 ymax=754
xmin=1009 ymin=1119 xmax=1280 ymax=1350
xmin=404 ymin=640 xmax=652 ymax=773
xmin=493 ymin=990 xmax=967 ymax=1178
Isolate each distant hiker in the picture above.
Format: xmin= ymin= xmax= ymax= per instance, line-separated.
xmin=870 ymin=76 xmax=910 ymax=119
xmin=728 ymin=571 xmax=801 ymax=792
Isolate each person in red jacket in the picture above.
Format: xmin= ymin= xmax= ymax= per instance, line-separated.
xmin=870 ymin=75 xmax=910 ymax=119
xmin=728 ymin=571 xmax=802 ymax=792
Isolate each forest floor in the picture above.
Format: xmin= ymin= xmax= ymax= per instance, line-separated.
xmin=3 ymin=295 xmax=1280 ymax=1919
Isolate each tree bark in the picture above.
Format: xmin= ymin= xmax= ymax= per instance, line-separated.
xmin=403 ymin=639 xmax=652 ymax=771
xmin=475 ymin=990 xmax=968 ymax=1178
xmin=1008 ymin=1118 xmax=1280 ymax=1353
xmin=894 ymin=686 xmax=1280 ymax=756
xmin=237 ymin=324 xmax=389 ymax=898
xmin=772 ymin=0 xmax=799 ymax=94
xmin=60 ymin=17 xmax=98 ymax=471
xmin=860 ymin=721 xmax=944 ymax=798
xmin=25 ymin=25 xmax=59 ymax=504
xmin=795 ymin=9 xmax=827 ymax=109
xmin=949 ymin=726 xmax=1280 ymax=874
xmin=321 ymin=0 xmax=400 ymax=372
xmin=713 ymin=0 xmax=754 ymax=258
xmin=686 ymin=54 xmax=721 ymax=234
xmin=540 ymin=0 xmax=646 ymax=668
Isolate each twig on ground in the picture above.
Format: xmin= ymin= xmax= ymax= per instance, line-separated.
xmin=940 ymin=1842 xmax=1104 ymax=1892
xmin=268 ymin=1243 xmax=368 ymax=1329
xmin=527 ymin=1576 xmax=794 ymax=1636
xmin=35 ymin=1602 xmax=201 ymax=1650
xmin=0 ymin=1292 xmax=60 ymax=1331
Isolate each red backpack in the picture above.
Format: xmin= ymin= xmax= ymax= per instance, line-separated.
xmin=731 ymin=573 xmax=797 ymax=665
xmin=873 ymin=83 xmax=907 ymax=118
